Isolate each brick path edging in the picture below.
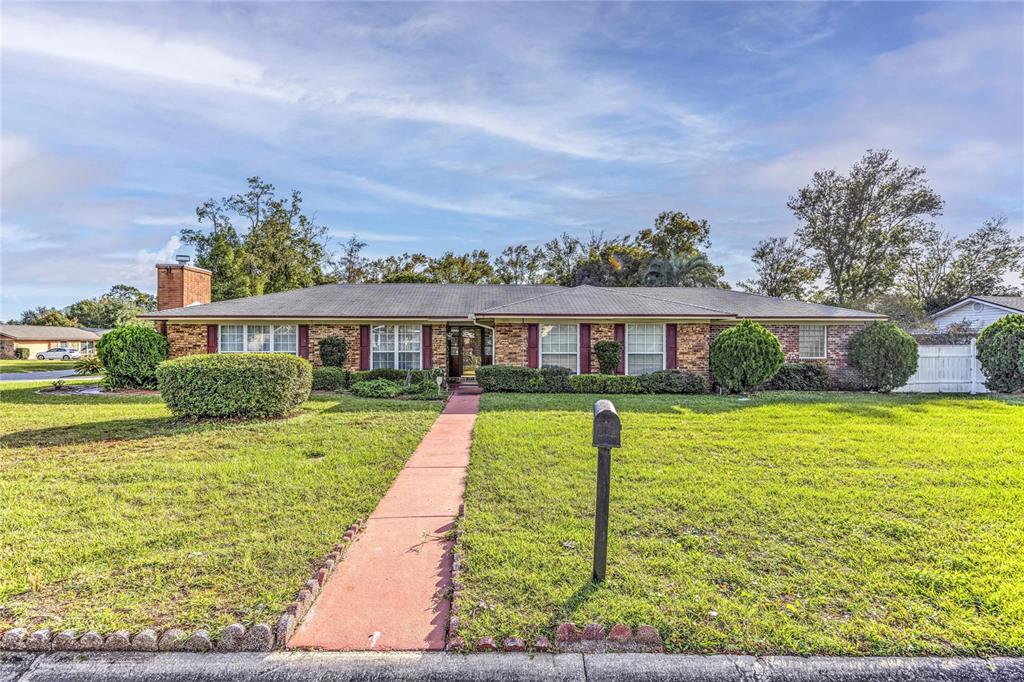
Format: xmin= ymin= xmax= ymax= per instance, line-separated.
xmin=0 ymin=519 xmax=364 ymax=653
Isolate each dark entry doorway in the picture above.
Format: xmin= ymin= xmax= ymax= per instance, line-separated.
xmin=447 ymin=326 xmax=493 ymax=378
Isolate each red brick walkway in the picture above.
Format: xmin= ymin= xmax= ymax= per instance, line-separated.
xmin=287 ymin=390 xmax=479 ymax=651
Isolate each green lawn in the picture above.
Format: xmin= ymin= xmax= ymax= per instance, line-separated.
xmin=0 ymin=381 xmax=441 ymax=634
xmin=0 ymin=359 xmax=77 ymax=373
xmin=458 ymin=392 xmax=1024 ymax=656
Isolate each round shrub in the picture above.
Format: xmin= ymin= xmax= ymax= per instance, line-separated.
xmin=476 ymin=365 xmax=544 ymax=392
xmin=709 ymin=320 xmax=784 ymax=393
xmin=976 ymin=314 xmax=1024 ymax=393
xmin=157 ymin=353 xmax=312 ymax=419
xmin=350 ymin=378 xmax=403 ymax=398
xmin=312 ymin=366 xmax=347 ymax=391
xmin=593 ymin=340 xmax=622 ymax=375
xmin=14 ymin=347 xmax=29 ymax=359
xmin=96 ymin=324 xmax=168 ymax=389
xmin=318 ymin=335 xmax=348 ymax=368
xmin=539 ymin=365 xmax=573 ymax=393
xmin=848 ymin=321 xmax=918 ymax=392
xmin=639 ymin=369 xmax=708 ymax=394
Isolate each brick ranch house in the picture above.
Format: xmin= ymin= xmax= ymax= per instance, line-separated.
xmin=143 ymin=262 xmax=885 ymax=382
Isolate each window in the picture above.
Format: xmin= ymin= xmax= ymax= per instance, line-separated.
xmin=799 ymin=325 xmax=827 ymax=359
xmin=540 ymin=323 xmax=578 ymax=372
xmin=372 ymin=324 xmax=421 ymax=369
xmin=626 ymin=323 xmax=664 ymax=375
xmin=219 ymin=324 xmax=298 ymax=354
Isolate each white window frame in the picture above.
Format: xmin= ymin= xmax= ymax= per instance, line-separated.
xmin=539 ymin=323 xmax=579 ymax=374
xmin=218 ymin=324 xmax=299 ymax=354
xmin=625 ymin=323 xmax=666 ymax=376
xmin=798 ymin=324 xmax=828 ymax=360
xmin=371 ymin=324 xmax=423 ymax=370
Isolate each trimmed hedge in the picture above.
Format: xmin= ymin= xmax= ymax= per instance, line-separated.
xmin=761 ymin=363 xmax=831 ymax=391
xmin=476 ymin=365 xmax=545 ymax=392
xmin=709 ymin=320 xmax=784 ymax=393
xmin=312 ymin=366 xmax=347 ymax=391
xmin=351 ymin=378 xmax=403 ymax=398
xmin=14 ymin=347 xmax=29 ymax=359
xmin=97 ymin=324 xmax=169 ymax=389
xmin=157 ymin=353 xmax=312 ymax=419
xmin=976 ymin=314 xmax=1024 ymax=393
xmin=348 ymin=368 xmax=442 ymax=387
xmin=638 ymin=369 xmax=708 ymax=394
xmin=848 ymin=321 xmax=918 ymax=393
xmin=569 ymin=374 xmax=641 ymax=394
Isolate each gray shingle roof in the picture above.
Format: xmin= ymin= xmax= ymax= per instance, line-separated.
xmin=0 ymin=325 xmax=101 ymax=341
xmin=623 ymin=288 xmax=886 ymax=319
xmin=480 ymin=285 xmax=733 ymax=317
xmin=973 ymin=295 xmax=1024 ymax=313
xmin=146 ymin=283 xmax=884 ymax=320
xmin=147 ymin=284 xmax=563 ymax=319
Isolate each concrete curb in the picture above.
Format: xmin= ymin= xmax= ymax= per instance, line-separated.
xmin=2 ymin=651 xmax=1021 ymax=682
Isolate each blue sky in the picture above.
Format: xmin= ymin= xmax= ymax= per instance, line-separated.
xmin=2 ymin=1 xmax=1021 ymax=314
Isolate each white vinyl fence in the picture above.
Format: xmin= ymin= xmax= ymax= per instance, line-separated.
xmin=895 ymin=339 xmax=988 ymax=394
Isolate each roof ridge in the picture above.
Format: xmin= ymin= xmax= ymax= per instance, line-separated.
xmin=477 ymin=286 xmax=575 ymax=314
xmin=612 ymin=287 xmax=735 ymax=316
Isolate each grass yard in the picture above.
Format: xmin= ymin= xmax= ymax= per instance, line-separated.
xmin=0 ymin=381 xmax=441 ymax=634
xmin=0 ymin=359 xmax=76 ymax=373
xmin=458 ymin=392 xmax=1024 ymax=656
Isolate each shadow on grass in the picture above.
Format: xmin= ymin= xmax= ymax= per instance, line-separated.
xmin=0 ymin=417 xmax=198 ymax=448
xmin=553 ymin=580 xmax=601 ymax=625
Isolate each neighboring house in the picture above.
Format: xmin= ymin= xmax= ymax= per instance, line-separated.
xmin=0 ymin=325 xmax=103 ymax=358
xmin=929 ymin=295 xmax=1024 ymax=335
xmin=143 ymin=262 xmax=884 ymax=382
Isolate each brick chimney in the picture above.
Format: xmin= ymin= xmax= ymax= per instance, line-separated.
xmin=156 ymin=258 xmax=212 ymax=311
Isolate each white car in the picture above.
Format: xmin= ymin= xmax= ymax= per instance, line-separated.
xmin=36 ymin=347 xmax=81 ymax=360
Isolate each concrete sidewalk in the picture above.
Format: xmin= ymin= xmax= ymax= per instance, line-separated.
xmin=3 ymin=651 xmax=1021 ymax=681
xmin=287 ymin=391 xmax=479 ymax=651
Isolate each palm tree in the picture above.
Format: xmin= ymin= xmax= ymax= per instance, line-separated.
xmin=641 ymin=253 xmax=715 ymax=286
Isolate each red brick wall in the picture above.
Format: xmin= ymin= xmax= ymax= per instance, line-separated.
xmin=494 ymin=323 xmax=528 ymax=366
xmin=676 ymin=323 xmax=710 ymax=377
xmin=308 ymin=324 xmax=362 ymax=371
xmin=166 ymin=323 xmax=207 ymax=358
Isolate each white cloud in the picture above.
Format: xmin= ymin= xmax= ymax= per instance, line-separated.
xmin=132 ymin=235 xmax=183 ymax=279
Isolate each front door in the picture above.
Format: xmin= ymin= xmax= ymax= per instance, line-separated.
xmin=460 ymin=327 xmax=483 ymax=378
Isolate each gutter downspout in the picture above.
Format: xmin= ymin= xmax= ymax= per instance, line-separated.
xmin=467 ymin=314 xmax=496 ymax=359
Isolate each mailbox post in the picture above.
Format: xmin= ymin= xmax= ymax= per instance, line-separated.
xmin=591 ymin=399 xmax=621 ymax=583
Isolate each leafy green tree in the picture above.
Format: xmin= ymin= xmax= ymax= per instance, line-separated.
xmin=940 ymin=217 xmax=1023 ymax=305
xmin=493 ymin=244 xmax=544 ymax=284
xmin=789 ymin=149 xmax=944 ymax=306
xmin=65 ymin=285 xmax=156 ymax=328
xmin=9 ymin=306 xmax=72 ymax=326
xmin=425 ymin=250 xmax=494 ymax=284
xmin=366 ymin=253 xmax=431 ymax=282
xmin=739 ymin=237 xmax=818 ymax=299
xmin=181 ymin=177 xmax=334 ymax=301
xmin=332 ymin=235 xmax=369 ymax=283
xmin=634 ymin=211 xmax=711 ymax=258
xmin=642 ymin=253 xmax=718 ymax=287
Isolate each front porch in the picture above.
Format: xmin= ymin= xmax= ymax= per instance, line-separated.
xmin=445 ymin=324 xmax=494 ymax=381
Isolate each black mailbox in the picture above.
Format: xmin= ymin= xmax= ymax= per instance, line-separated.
xmin=592 ymin=399 xmax=621 ymax=448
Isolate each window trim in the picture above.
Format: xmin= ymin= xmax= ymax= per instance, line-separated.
xmin=624 ymin=322 xmax=666 ymax=376
xmin=539 ymin=322 xmax=580 ymax=374
xmin=371 ymin=323 xmax=423 ymax=370
xmin=798 ymin=324 xmax=828 ymax=360
xmin=218 ymin=324 xmax=299 ymax=355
